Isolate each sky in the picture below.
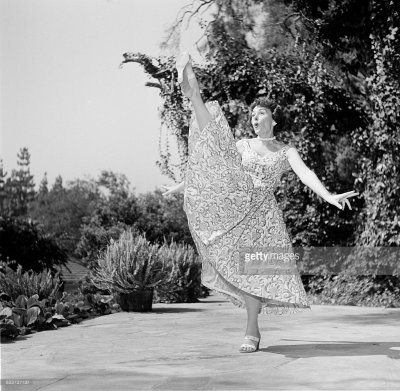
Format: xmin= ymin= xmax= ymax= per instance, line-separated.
xmin=0 ymin=0 xmax=209 ymax=194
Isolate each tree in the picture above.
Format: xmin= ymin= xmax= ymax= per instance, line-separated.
xmin=38 ymin=173 xmax=49 ymax=196
xmin=75 ymin=171 xmax=140 ymax=266
xmin=52 ymin=175 xmax=64 ymax=193
xmin=0 ymin=216 xmax=68 ymax=274
xmin=135 ymin=190 xmax=194 ymax=247
xmin=1 ymin=148 xmax=35 ymax=217
xmin=0 ymin=158 xmax=7 ymax=215
xmin=28 ymin=177 xmax=101 ymax=255
xmin=280 ymin=0 xmax=400 ymax=245
xmin=122 ymin=13 xmax=365 ymax=247
xmin=122 ymin=0 xmax=399 ymax=247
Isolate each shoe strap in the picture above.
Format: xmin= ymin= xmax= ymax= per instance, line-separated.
xmin=240 ymin=344 xmax=257 ymax=351
xmin=245 ymin=335 xmax=260 ymax=342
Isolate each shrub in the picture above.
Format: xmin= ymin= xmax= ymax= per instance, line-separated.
xmin=88 ymin=229 xmax=169 ymax=293
xmin=307 ymin=273 xmax=400 ymax=307
xmin=155 ymin=239 xmax=204 ymax=303
xmin=0 ymin=261 xmax=63 ymax=301
xmin=88 ymin=229 xmax=208 ymax=303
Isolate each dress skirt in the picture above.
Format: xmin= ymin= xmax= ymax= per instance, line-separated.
xmin=183 ymin=101 xmax=311 ymax=315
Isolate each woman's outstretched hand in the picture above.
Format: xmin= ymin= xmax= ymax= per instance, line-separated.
xmin=161 ymin=182 xmax=185 ymax=197
xmin=326 ymin=190 xmax=359 ymax=210
xmin=161 ymin=185 xmax=178 ymax=197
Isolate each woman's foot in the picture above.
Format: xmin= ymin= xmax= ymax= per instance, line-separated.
xmin=175 ymin=52 xmax=199 ymax=99
xmin=239 ymin=333 xmax=261 ymax=353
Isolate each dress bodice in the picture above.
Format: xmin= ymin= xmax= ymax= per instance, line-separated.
xmin=241 ymin=139 xmax=291 ymax=191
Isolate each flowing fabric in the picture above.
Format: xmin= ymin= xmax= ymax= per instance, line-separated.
xmin=183 ymin=101 xmax=311 ymax=314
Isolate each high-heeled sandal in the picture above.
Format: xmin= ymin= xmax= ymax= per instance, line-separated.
xmin=175 ymin=52 xmax=197 ymax=98
xmin=239 ymin=335 xmax=261 ymax=353
xmin=175 ymin=52 xmax=196 ymax=82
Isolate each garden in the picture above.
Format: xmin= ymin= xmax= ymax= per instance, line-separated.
xmin=1 ymin=0 xmax=399 ymax=342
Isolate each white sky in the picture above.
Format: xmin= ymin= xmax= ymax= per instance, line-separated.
xmin=0 ymin=0 xmax=209 ymax=194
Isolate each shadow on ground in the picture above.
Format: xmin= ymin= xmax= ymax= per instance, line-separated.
xmin=150 ymin=307 xmax=206 ymax=313
xmin=324 ymin=310 xmax=400 ymax=325
xmin=264 ymin=340 xmax=400 ymax=359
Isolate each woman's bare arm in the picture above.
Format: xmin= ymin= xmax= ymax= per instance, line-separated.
xmin=286 ymin=147 xmax=358 ymax=210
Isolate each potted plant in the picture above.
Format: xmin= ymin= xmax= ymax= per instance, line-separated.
xmin=88 ymin=229 xmax=169 ymax=312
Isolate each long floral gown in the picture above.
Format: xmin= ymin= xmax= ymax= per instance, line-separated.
xmin=183 ymin=101 xmax=311 ymax=314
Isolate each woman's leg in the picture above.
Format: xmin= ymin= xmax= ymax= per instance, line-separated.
xmin=179 ymin=60 xmax=213 ymax=132
xmin=242 ymin=291 xmax=261 ymax=346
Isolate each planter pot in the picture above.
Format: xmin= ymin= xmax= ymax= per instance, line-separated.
xmin=118 ymin=288 xmax=154 ymax=312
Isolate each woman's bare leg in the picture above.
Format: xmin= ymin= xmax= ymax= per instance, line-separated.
xmin=179 ymin=60 xmax=213 ymax=132
xmin=242 ymin=291 xmax=261 ymax=348
xmin=191 ymin=94 xmax=213 ymax=133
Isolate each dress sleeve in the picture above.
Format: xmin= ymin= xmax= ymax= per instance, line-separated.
xmin=235 ymin=139 xmax=245 ymax=153
xmin=283 ymin=144 xmax=297 ymax=172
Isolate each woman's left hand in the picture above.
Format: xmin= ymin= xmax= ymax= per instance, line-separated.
xmin=326 ymin=190 xmax=359 ymax=210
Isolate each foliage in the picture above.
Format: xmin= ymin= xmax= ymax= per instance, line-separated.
xmin=0 ymin=289 xmax=119 ymax=341
xmin=155 ymin=239 xmax=204 ymax=303
xmin=290 ymin=0 xmax=400 ymax=80
xmin=351 ymin=27 xmax=400 ymax=246
xmin=0 ymin=262 xmax=122 ymax=340
xmin=0 ymin=262 xmax=62 ymax=302
xmin=89 ymin=229 xmax=169 ymax=293
xmin=76 ymin=218 xmax=130 ymax=269
xmin=283 ymin=0 xmax=400 ymax=246
xmin=0 ymin=217 xmax=68 ymax=274
xmin=135 ymin=190 xmax=194 ymax=247
xmin=76 ymin=175 xmax=194 ymax=267
xmin=0 ymin=148 xmax=35 ymax=218
xmin=307 ymin=274 xmax=400 ymax=307
xmin=29 ymin=177 xmax=100 ymax=255
xmin=123 ymin=21 xmax=364 ymax=247
xmin=88 ymin=229 xmax=206 ymax=303
xmin=124 ymin=0 xmax=400 ymax=251
xmin=75 ymin=171 xmax=140 ymax=266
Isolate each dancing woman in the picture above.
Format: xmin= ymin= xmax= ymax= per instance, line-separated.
xmin=162 ymin=52 xmax=358 ymax=353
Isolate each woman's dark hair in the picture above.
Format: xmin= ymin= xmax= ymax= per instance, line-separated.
xmin=249 ymin=97 xmax=283 ymax=129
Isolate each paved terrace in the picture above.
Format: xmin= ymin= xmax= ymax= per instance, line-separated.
xmin=2 ymin=293 xmax=400 ymax=390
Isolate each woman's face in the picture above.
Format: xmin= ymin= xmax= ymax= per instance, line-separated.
xmin=251 ymin=105 xmax=274 ymax=134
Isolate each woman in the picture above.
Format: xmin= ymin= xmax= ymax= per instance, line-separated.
xmin=161 ymin=52 xmax=358 ymax=353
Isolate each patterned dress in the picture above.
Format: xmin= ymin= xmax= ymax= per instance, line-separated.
xmin=183 ymin=101 xmax=311 ymax=314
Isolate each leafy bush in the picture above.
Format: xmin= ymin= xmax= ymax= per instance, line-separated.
xmin=135 ymin=190 xmax=194 ymax=247
xmin=0 ymin=265 xmax=121 ymax=341
xmin=307 ymin=274 xmax=400 ymax=307
xmin=88 ymin=229 xmax=208 ymax=304
xmin=0 ymin=261 xmax=63 ymax=301
xmin=0 ymin=290 xmax=120 ymax=341
xmin=89 ymin=229 xmax=169 ymax=293
xmin=76 ymin=217 xmax=130 ymax=269
xmin=155 ymin=239 xmax=205 ymax=303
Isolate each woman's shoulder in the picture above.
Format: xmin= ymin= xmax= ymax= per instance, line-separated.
xmin=278 ymin=141 xmax=297 ymax=150
xmin=277 ymin=142 xmax=298 ymax=159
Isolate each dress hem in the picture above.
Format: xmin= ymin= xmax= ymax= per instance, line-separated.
xmin=201 ymin=279 xmax=312 ymax=315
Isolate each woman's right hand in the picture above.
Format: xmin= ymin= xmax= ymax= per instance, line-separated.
xmin=161 ymin=184 xmax=182 ymax=197
xmin=326 ymin=190 xmax=359 ymax=210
